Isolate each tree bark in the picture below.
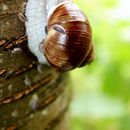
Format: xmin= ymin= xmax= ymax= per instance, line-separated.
xmin=0 ymin=0 xmax=71 ymax=130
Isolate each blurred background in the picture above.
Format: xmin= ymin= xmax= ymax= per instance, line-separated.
xmin=70 ymin=0 xmax=130 ymax=130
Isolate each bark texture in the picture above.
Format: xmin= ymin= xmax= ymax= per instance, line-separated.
xmin=0 ymin=0 xmax=71 ymax=130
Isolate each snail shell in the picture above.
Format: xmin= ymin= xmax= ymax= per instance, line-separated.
xmin=43 ymin=1 xmax=94 ymax=72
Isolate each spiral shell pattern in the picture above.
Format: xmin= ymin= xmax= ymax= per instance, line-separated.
xmin=43 ymin=1 xmax=94 ymax=71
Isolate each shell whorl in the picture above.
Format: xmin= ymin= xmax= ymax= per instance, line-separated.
xmin=43 ymin=1 xmax=94 ymax=71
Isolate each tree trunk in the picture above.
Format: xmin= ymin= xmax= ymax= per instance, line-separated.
xmin=0 ymin=0 xmax=71 ymax=130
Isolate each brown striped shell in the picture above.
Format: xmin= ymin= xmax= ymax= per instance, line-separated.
xmin=43 ymin=1 xmax=94 ymax=72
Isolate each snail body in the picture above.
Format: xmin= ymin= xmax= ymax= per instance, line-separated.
xmin=43 ymin=1 xmax=94 ymax=71
xmin=25 ymin=0 xmax=94 ymax=72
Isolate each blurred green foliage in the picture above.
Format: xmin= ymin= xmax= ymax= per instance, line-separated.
xmin=70 ymin=0 xmax=130 ymax=130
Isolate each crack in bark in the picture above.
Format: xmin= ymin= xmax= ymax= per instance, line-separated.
xmin=0 ymin=61 xmax=38 ymax=79
xmin=0 ymin=74 xmax=53 ymax=105
xmin=0 ymin=35 xmax=27 ymax=50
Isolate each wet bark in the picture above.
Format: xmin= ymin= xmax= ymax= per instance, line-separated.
xmin=0 ymin=0 xmax=71 ymax=130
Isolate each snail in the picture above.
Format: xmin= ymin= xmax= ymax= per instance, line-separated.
xmin=25 ymin=0 xmax=94 ymax=72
